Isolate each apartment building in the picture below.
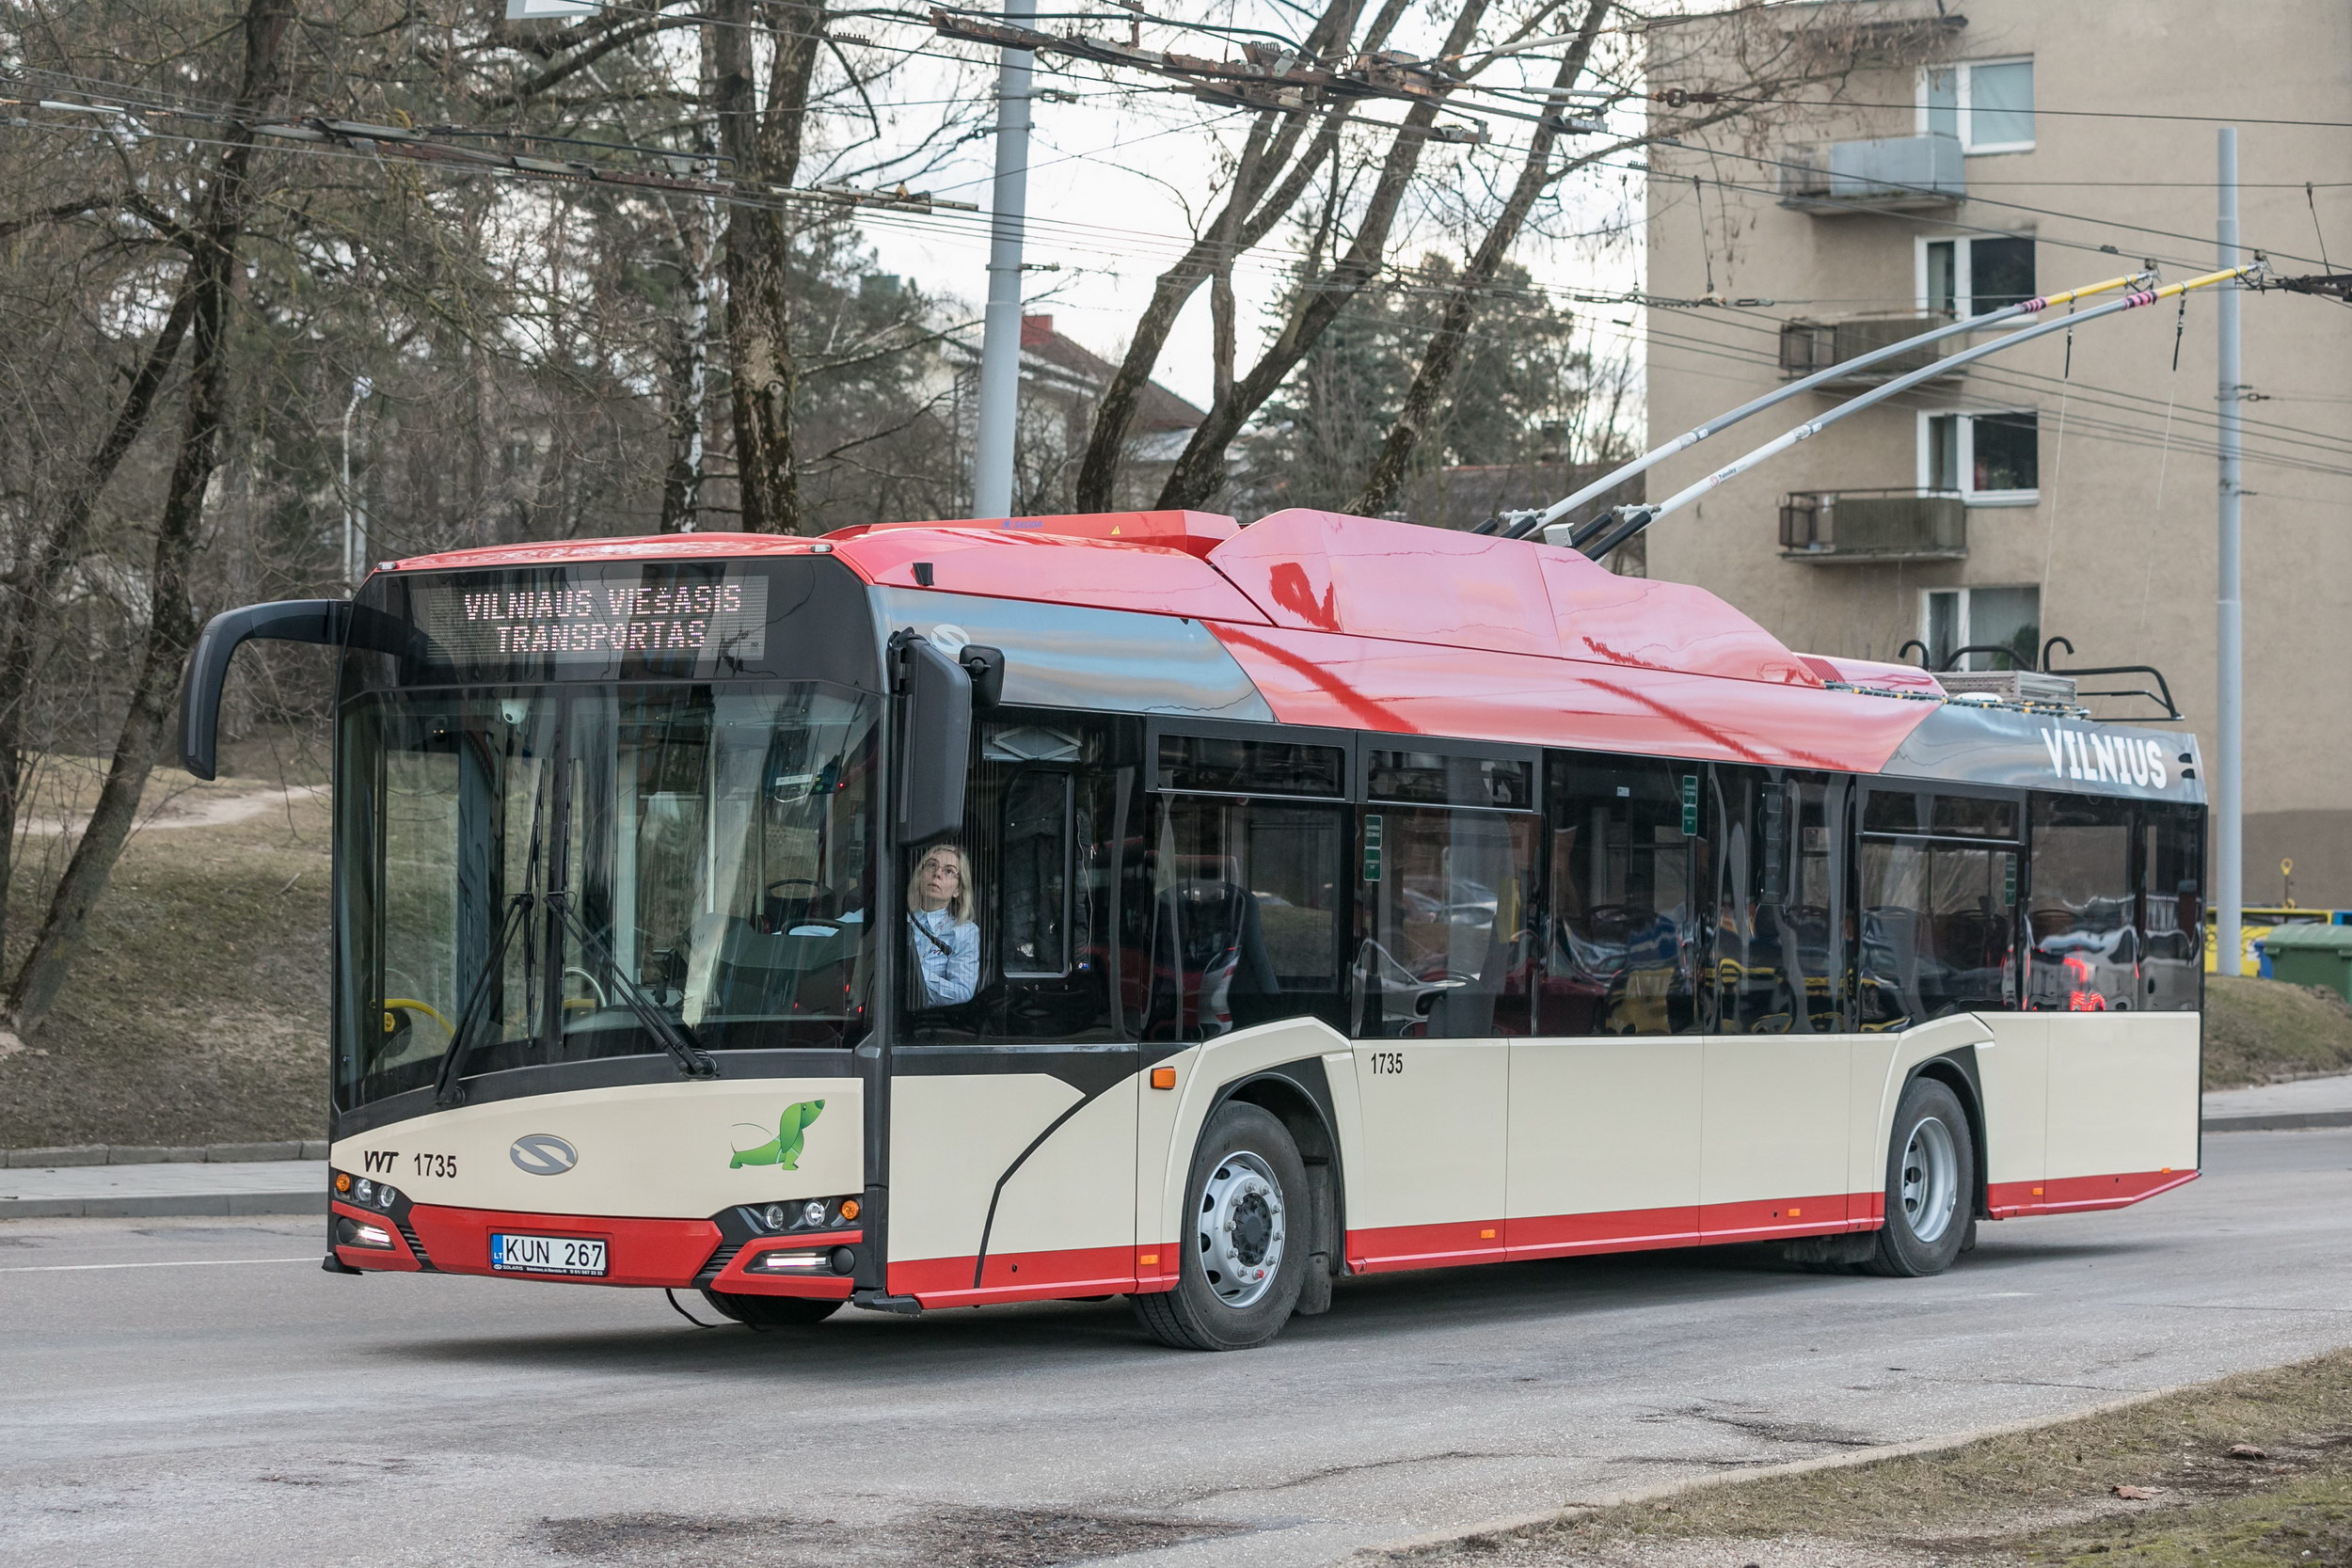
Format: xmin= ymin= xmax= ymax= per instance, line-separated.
xmin=1642 ymin=1 xmax=2352 ymax=904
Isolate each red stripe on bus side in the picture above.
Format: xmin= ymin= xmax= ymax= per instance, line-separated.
xmin=891 ymin=1245 xmax=1140 ymax=1308
xmin=1986 ymin=1168 xmax=2198 ymax=1218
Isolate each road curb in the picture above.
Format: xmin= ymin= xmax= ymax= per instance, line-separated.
xmin=2202 ymin=1110 xmax=2352 ymax=1132
xmin=1 ymin=1141 xmax=327 ymax=1167
xmin=0 ymin=1191 xmax=326 ymax=1220
xmin=1362 ymin=1385 xmax=2185 ymax=1560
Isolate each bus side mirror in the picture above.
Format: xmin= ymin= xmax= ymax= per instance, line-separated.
xmin=958 ymin=644 xmax=1006 ymax=709
xmin=896 ymin=634 xmax=971 ymax=845
xmin=177 ymin=599 xmax=349 ymax=781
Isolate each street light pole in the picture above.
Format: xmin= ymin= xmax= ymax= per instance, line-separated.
xmin=970 ymin=0 xmax=1035 ymax=520
xmin=2216 ymin=129 xmax=2244 ymax=979
xmin=340 ymin=374 xmax=373 ymax=587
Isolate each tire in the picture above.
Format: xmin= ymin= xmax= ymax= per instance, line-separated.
xmin=698 ymin=1288 xmax=843 ymax=1328
xmin=1864 ymin=1075 xmax=1976 ymax=1278
xmin=1133 ymin=1102 xmax=1310 ymax=1351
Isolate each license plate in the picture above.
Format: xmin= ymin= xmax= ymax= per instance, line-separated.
xmin=490 ymin=1233 xmax=608 ymax=1276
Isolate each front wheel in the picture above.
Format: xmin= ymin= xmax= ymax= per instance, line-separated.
xmin=698 ymin=1289 xmax=843 ymax=1328
xmin=1133 ymin=1102 xmax=1309 ymax=1351
xmin=1864 ymin=1075 xmax=1976 ymax=1277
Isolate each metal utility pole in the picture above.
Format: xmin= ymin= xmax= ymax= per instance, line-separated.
xmin=2216 ymin=127 xmax=2245 ymax=979
xmin=970 ymin=0 xmax=1035 ymax=520
xmin=340 ymin=373 xmax=373 ymax=586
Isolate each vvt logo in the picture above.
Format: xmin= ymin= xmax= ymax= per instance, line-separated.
xmin=509 ymin=1134 xmax=579 ymax=1176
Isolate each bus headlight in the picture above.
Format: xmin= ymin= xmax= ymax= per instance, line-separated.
xmin=761 ymin=1204 xmax=787 ymax=1232
xmin=802 ymin=1199 xmax=827 ymax=1228
xmin=354 ymin=1178 xmax=374 ymax=1206
xmin=375 ymin=1184 xmax=400 ymax=1211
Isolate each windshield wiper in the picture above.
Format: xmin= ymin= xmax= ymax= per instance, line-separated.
xmin=546 ymin=892 xmax=719 ymax=1081
xmin=431 ymin=893 xmax=535 ymax=1107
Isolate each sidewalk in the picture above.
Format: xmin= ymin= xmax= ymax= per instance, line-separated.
xmin=2201 ymin=1072 xmax=2352 ymax=1132
xmin=0 ymin=1160 xmax=325 ymax=1219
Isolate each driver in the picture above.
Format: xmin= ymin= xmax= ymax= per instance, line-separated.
xmin=907 ymin=843 xmax=979 ymax=1006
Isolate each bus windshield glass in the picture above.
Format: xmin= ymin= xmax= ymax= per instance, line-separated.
xmin=335 ymin=681 xmax=877 ymax=1110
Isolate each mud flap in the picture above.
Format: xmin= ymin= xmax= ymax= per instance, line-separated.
xmin=1295 ymin=1159 xmax=1336 ymax=1317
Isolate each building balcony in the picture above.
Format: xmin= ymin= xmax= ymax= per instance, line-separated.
xmin=1778 ymin=133 xmax=1963 ymax=213
xmin=1780 ymin=489 xmax=1967 ymax=563
xmin=1779 ymin=313 xmax=1963 ymax=387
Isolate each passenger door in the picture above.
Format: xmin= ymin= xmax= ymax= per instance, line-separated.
xmin=1507 ymin=754 xmax=1703 ymax=1257
xmin=1700 ymin=770 xmax=1854 ymax=1240
xmin=886 ymin=715 xmax=1140 ymax=1306
xmin=1351 ymin=747 xmax=1537 ymax=1269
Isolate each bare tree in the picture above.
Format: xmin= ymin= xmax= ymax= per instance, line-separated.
xmin=8 ymin=0 xmax=297 ymax=1034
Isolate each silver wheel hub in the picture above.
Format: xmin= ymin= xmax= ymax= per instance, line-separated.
xmin=1197 ymin=1151 xmax=1285 ymax=1309
xmin=1900 ymin=1114 xmax=1960 ymax=1245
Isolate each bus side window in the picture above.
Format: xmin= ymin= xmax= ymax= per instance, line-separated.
xmin=1145 ymin=793 xmax=1348 ymax=1040
xmin=2139 ymin=802 xmax=2203 ymax=1012
xmin=2026 ymin=794 xmax=2137 ymax=1011
xmin=1711 ymin=770 xmax=1844 ymax=1035
xmin=1856 ymin=793 xmax=2018 ymax=1029
xmin=1539 ymin=757 xmax=1695 ymax=1037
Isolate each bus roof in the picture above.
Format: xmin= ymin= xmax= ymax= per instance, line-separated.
xmin=385 ymin=508 xmax=2201 ymax=803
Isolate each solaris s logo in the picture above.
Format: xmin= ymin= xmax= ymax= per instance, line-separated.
xmin=509 ymin=1134 xmax=579 ymax=1176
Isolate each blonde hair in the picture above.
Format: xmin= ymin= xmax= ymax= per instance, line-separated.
xmin=908 ymin=843 xmax=975 ymax=925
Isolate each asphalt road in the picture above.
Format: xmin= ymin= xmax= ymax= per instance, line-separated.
xmin=6 ymin=1128 xmax=2351 ymax=1568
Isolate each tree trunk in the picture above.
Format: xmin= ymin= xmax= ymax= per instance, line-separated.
xmin=0 ymin=289 xmax=196 ymax=964
xmin=714 ymin=0 xmax=826 ymax=534
xmin=1152 ymin=0 xmax=1498 ymax=511
xmin=1348 ymin=0 xmax=1613 ymax=517
xmin=1070 ymin=0 xmax=1392 ymax=512
xmin=8 ymin=0 xmax=295 ymax=1035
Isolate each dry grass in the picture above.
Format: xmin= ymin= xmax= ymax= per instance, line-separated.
xmin=2205 ymin=975 xmax=2352 ymax=1091
xmin=0 ymin=750 xmax=329 ymax=1149
xmin=1395 ymin=1351 xmax=2352 ymax=1568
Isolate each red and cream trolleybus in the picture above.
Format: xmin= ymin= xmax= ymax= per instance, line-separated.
xmin=178 ymin=507 xmax=2204 ymax=1350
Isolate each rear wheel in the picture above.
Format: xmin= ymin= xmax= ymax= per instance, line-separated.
xmin=698 ymin=1289 xmax=843 ymax=1327
xmin=1133 ymin=1102 xmax=1309 ymax=1351
xmin=1865 ymin=1075 xmax=1975 ymax=1278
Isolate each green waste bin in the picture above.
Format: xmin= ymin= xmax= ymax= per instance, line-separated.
xmin=2258 ymin=922 xmax=2352 ymax=1004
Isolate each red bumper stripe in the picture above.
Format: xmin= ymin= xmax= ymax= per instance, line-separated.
xmin=331 ymin=1199 xmax=422 ymax=1273
xmin=404 ymin=1203 xmax=722 ymax=1288
xmin=1987 ymin=1168 xmax=2199 ymax=1217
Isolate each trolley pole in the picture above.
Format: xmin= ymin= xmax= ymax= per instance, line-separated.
xmin=970 ymin=0 xmax=1035 ymax=520
xmin=2216 ymin=127 xmax=2245 ymax=980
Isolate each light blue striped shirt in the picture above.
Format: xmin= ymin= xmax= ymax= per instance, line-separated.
xmin=908 ymin=908 xmax=980 ymax=1006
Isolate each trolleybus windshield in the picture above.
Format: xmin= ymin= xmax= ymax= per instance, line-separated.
xmin=334 ymin=680 xmax=878 ymax=1111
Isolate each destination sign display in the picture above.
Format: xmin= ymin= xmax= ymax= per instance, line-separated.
xmin=410 ymin=569 xmax=769 ymax=670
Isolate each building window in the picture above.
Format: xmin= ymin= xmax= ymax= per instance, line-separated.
xmin=1922 ymin=235 xmax=2036 ymax=317
xmin=1923 ymin=585 xmax=2040 ymax=672
xmin=1921 ymin=58 xmax=2035 ymax=153
xmin=1922 ymin=410 xmax=2038 ymax=502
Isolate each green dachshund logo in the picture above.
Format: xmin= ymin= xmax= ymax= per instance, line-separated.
xmin=729 ymin=1101 xmax=824 ymax=1170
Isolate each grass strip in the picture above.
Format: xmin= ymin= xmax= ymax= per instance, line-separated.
xmin=1398 ymin=1349 xmax=2352 ymax=1566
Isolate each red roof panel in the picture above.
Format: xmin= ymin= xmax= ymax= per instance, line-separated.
xmin=1210 ymin=625 xmax=1926 ymax=773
